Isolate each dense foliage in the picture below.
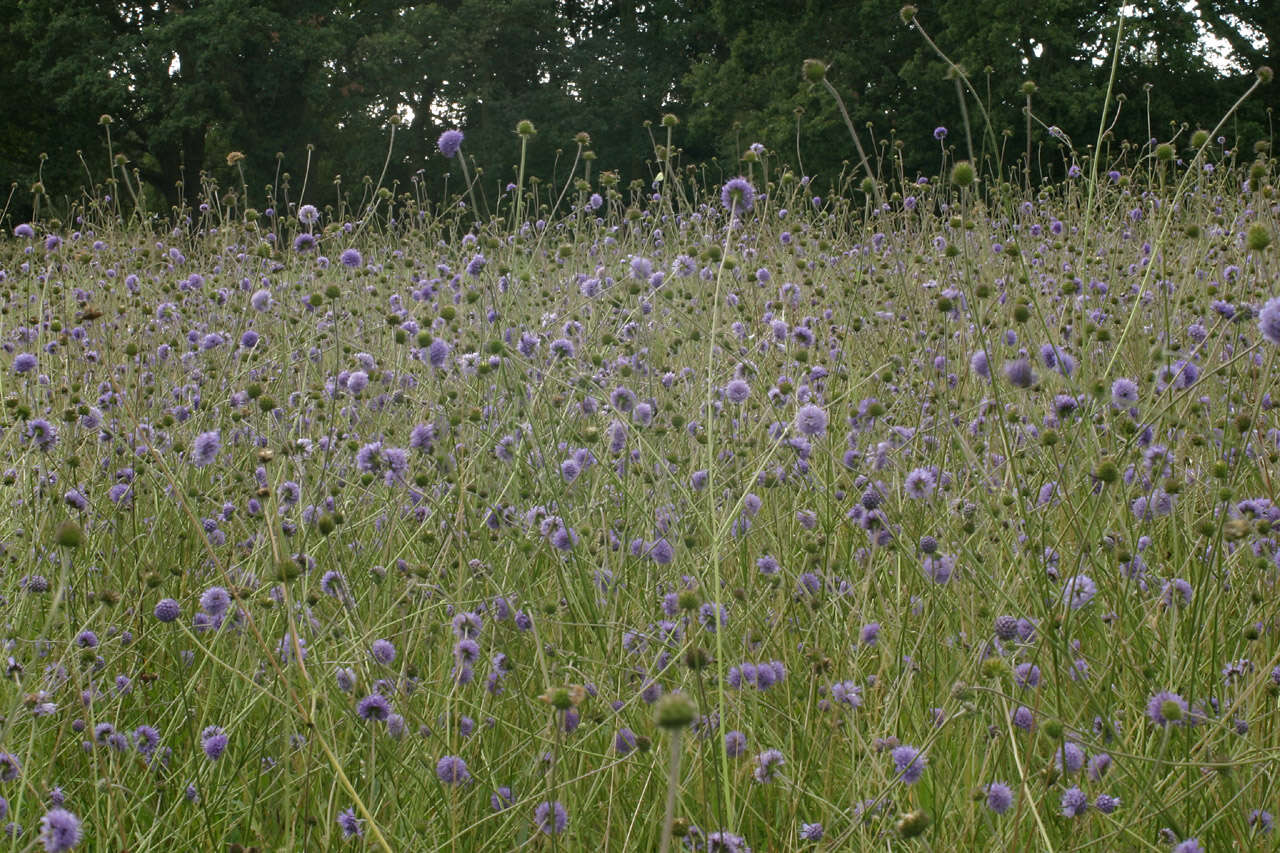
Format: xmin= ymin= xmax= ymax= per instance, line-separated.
xmin=1 ymin=0 xmax=1273 ymax=216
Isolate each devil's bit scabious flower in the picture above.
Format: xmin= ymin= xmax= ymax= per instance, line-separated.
xmin=721 ymin=177 xmax=755 ymax=213
xmin=534 ymin=801 xmax=567 ymax=835
xmin=39 ymin=808 xmax=82 ymax=852
xmin=437 ymin=129 xmax=464 ymax=158
xmin=1260 ymin=296 xmax=1280 ymax=346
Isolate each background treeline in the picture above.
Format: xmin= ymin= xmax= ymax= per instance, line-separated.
xmin=0 ymin=0 xmax=1273 ymax=218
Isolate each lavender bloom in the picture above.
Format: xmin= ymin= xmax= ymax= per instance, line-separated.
xmin=794 ymin=404 xmax=828 ymax=437
xmin=1095 ymin=793 xmax=1120 ymax=814
xmin=39 ymin=808 xmax=81 ymax=852
xmin=437 ymin=129 xmax=464 ymax=158
xmin=200 ymin=586 xmax=231 ymax=619
xmin=534 ymin=801 xmax=568 ymax=835
xmin=200 ymin=726 xmax=228 ymax=761
xmin=1146 ymin=690 xmax=1188 ymax=726
xmin=1061 ymin=786 xmax=1088 ymax=817
xmin=356 ymin=694 xmax=391 ymax=721
xmin=986 ymin=782 xmax=1014 ymax=814
xmin=724 ymin=730 xmax=748 ymax=758
xmin=1062 ymin=574 xmax=1097 ymax=609
xmin=337 ymin=807 xmax=363 ymax=839
xmin=192 ymin=431 xmax=221 ymax=467
xmin=154 ymin=599 xmax=180 ymax=622
xmin=753 ymin=749 xmax=785 ymax=783
xmin=721 ymin=177 xmax=755 ymax=213
xmin=1111 ymin=378 xmax=1138 ymax=407
xmin=436 ymin=755 xmax=471 ymax=785
xmin=1260 ymin=296 xmax=1280 ymax=346
xmin=370 ymin=639 xmax=396 ymax=666
xmin=340 ymin=248 xmax=362 ymax=268
xmin=800 ymin=822 xmax=824 ymax=841
xmin=725 ymin=379 xmax=750 ymax=404
xmin=13 ymin=353 xmax=36 ymax=374
xmin=891 ymin=745 xmax=927 ymax=784
xmin=1172 ymin=840 xmax=1204 ymax=853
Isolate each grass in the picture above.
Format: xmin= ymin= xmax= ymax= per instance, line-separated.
xmin=0 ymin=109 xmax=1279 ymax=852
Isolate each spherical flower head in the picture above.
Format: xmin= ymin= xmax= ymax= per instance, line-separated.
xmin=721 ymin=177 xmax=755 ymax=213
xmin=1259 ymin=296 xmax=1280 ymax=346
xmin=1062 ymin=574 xmax=1097 ymax=609
xmin=1094 ymin=793 xmax=1120 ymax=814
xmin=534 ymin=801 xmax=567 ymax=835
xmin=794 ymin=403 xmax=828 ymax=437
xmin=436 ymin=755 xmax=471 ymax=785
xmin=1060 ymin=786 xmax=1088 ymax=817
xmin=891 ymin=745 xmax=927 ymax=784
xmin=39 ymin=808 xmax=81 ymax=852
xmin=356 ymin=694 xmax=392 ymax=721
xmin=1147 ymin=690 xmax=1188 ymax=726
xmin=1172 ymin=839 xmax=1204 ymax=853
xmin=250 ymin=288 xmax=272 ymax=311
xmin=753 ymin=748 xmax=785 ymax=783
xmin=337 ymin=807 xmax=363 ymax=839
xmin=802 ymin=59 xmax=827 ymax=84
xmin=192 ymin=430 xmax=221 ymax=467
xmin=340 ymin=248 xmax=362 ymax=268
xmin=1055 ymin=741 xmax=1085 ymax=774
xmin=985 ymin=782 xmax=1014 ymax=814
xmin=14 ymin=223 xmax=35 ymax=239
xmin=655 ymin=692 xmax=697 ymax=729
xmin=13 ymin=353 xmax=37 ymax=374
xmin=933 ymin=126 xmax=948 ymax=141
xmin=437 ymin=129 xmax=464 ymax=158
xmin=199 ymin=586 xmax=231 ymax=619
xmin=1003 ymin=358 xmax=1035 ymax=388
xmin=370 ymin=639 xmax=396 ymax=666
xmin=724 ymin=378 xmax=750 ymax=404
xmin=154 ymin=598 xmax=181 ymax=623
xmin=951 ymin=161 xmax=976 ymax=187
xmin=800 ymin=822 xmax=824 ymax=841
xmin=200 ymin=726 xmax=228 ymax=761
xmin=298 ymin=204 xmax=319 ymax=225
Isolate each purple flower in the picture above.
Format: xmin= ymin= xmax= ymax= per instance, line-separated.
xmin=13 ymin=353 xmax=36 ymax=374
xmin=154 ymin=599 xmax=180 ymax=622
xmin=340 ymin=248 xmax=362 ymax=268
xmin=1111 ymin=378 xmax=1138 ymax=406
xmin=933 ymin=126 xmax=948 ymax=140
xmin=753 ymin=749 xmax=785 ymax=783
xmin=199 ymin=586 xmax=231 ymax=619
xmin=794 ymin=404 xmax=828 ymax=437
xmin=1172 ymin=839 xmax=1204 ymax=853
xmin=1061 ymin=786 xmax=1088 ymax=817
xmin=1003 ymin=358 xmax=1035 ymax=388
xmin=13 ymin=223 xmax=35 ymax=238
xmin=200 ymin=726 xmax=228 ymax=761
xmin=298 ymin=204 xmax=319 ymax=225
xmin=371 ymin=639 xmax=396 ymax=666
xmin=534 ymin=801 xmax=567 ymax=835
xmin=436 ymin=755 xmax=471 ymax=785
xmin=724 ymin=730 xmax=748 ymax=758
xmin=891 ymin=745 xmax=927 ymax=784
xmin=800 ymin=822 xmax=824 ymax=841
xmin=1146 ymin=690 xmax=1188 ymax=726
xmin=1260 ymin=296 xmax=1280 ymax=346
xmin=192 ymin=431 xmax=221 ymax=467
xmin=903 ymin=467 xmax=936 ymax=499
xmin=1062 ymin=574 xmax=1097 ymax=609
xmin=437 ymin=129 xmax=464 ymax=158
xmin=337 ymin=807 xmax=363 ymax=839
xmin=1095 ymin=793 xmax=1120 ymax=814
xmin=427 ymin=339 xmax=450 ymax=368
xmin=721 ymin=177 xmax=755 ymax=213
xmin=39 ymin=808 xmax=81 ymax=852
xmin=356 ymin=694 xmax=391 ymax=721
xmin=986 ymin=782 xmax=1014 ymax=814
xmin=724 ymin=379 xmax=750 ymax=404
xmin=250 ymin=288 xmax=271 ymax=311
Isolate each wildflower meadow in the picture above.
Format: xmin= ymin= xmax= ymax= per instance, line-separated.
xmin=2 ymin=40 xmax=1280 ymax=853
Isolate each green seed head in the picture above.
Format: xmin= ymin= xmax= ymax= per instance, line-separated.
xmin=654 ymin=692 xmax=696 ymax=730
xmin=950 ymin=161 xmax=976 ymax=188
xmin=802 ymin=59 xmax=828 ymax=84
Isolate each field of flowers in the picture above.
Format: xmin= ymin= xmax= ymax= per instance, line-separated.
xmin=2 ymin=127 xmax=1280 ymax=852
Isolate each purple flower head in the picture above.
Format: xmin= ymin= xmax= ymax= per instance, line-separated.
xmin=933 ymin=126 xmax=948 ymax=140
xmin=39 ymin=808 xmax=81 ymax=852
xmin=298 ymin=204 xmax=319 ymax=225
xmin=753 ymin=748 xmax=785 ymax=783
xmin=340 ymin=248 xmax=362 ymax=268
xmin=356 ymin=694 xmax=392 ymax=721
xmin=1062 ymin=574 xmax=1097 ymax=609
xmin=154 ymin=599 xmax=180 ymax=623
xmin=794 ymin=403 xmax=828 ymax=437
xmin=1260 ymin=296 xmax=1280 ymax=346
xmin=721 ymin=177 xmax=755 ymax=213
xmin=534 ymin=801 xmax=568 ymax=835
xmin=13 ymin=353 xmax=36 ymax=374
xmin=437 ymin=129 xmax=465 ymax=158
xmin=891 ymin=745 xmax=927 ymax=784
xmin=371 ymin=639 xmax=396 ymax=666
xmin=1061 ymin=786 xmax=1088 ymax=817
xmin=337 ymin=807 xmax=363 ymax=839
xmin=725 ymin=379 xmax=750 ymax=404
xmin=200 ymin=726 xmax=228 ymax=761
xmin=1147 ymin=690 xmax=1188 ymax=726
xmin=986 ymin=782 xmax=1014 ymax=814
xmin=724 ymin=730 xmax=748 ymax=758
xmin=200 ymin=586 xmax=231 ymax=619
xmin=800 ymin=822 xmax=824 ymax=841
xmin=14 ymin=223 xmax=35 ymax=239
xmin=1172 ymin=840 xmax=1205 ymax=853
xmin=192 ymin=431 xmax=221 ymax=467
xmin=436 ymin=755 xmax=471 ymax=785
